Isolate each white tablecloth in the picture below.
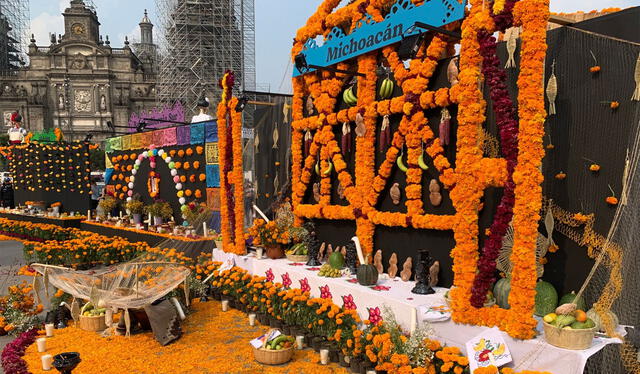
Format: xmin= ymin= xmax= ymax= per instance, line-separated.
xmin=211 ymin=248 xmax=620 ymax=374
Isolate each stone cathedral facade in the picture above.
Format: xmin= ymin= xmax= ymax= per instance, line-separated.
xmin=0 ymin=0 xmax=157 ymax=141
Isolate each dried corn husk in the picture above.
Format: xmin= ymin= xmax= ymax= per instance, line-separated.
xmin=306 ymin=96 xmax=314 ymax=115
xmin=355 ymin=113 xmax=366 ymax=137
xmin=274 ymin=173 xmax=279 ymax=194
xmin=283 ymin=102 xmax=291 ymax=122
xmin=632 ymin=53 xmax=640 ymax=101
xmin=447 ymin=57 xmax=459 ymax=86
xmin=390 ymin=183 xmax=401 ymax=205
xmin=546 ymin=61 xmax=558 ymax=115
xmin=254 ymin=133 xmax=260 ymax=154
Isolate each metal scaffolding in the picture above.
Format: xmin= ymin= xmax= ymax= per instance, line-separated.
xmin=155 ymin=0 xmax=256 ymax=117
xmin=0 ymin=0 xmax=29 ymax=71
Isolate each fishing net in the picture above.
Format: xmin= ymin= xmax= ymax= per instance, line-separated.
xmin=30 ymin=260 xmax=190 ymax=311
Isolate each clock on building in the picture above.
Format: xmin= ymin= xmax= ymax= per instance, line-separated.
xmin=71 ymin=23 xmax=86 ymax=36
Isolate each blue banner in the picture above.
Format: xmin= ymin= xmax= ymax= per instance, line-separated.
xmin=293 ymin=0 xmax=465 ymax=77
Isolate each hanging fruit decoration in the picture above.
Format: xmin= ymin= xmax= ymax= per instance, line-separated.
xmin=378 ymin=76 xmax=394 ymax=100
xmin=429 ymin=179 xmax=442 ymax=207
xmin=439 ymin=108 xmax=451 ymax=146
xmin=304 ymin=130 xmax=313 ymax=157
xmin=390 ymin=183 xmax=401 ymax=205
xmin=379 ymin=115 xmax=391 ymax=153
xmin=341 ymin=122 xmax=352 ymax=156
xmin=343 ymin=85 xmax=358 ymax=106
xmin=418 ymin=143 xmax=429 ymax=171
xmin=396 ymin=147 xmax=408 ymax=173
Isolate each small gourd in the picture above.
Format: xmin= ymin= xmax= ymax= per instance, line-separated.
xmin=357 ymin=256 xmax=379 ymax=286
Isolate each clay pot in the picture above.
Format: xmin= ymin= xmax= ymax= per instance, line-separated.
xmin=266 ymin=245 xmax=285 ymax=259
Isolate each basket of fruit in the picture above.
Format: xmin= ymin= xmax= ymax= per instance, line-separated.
xmin=78 ymin=302 xmax=107 ymax=332
xmin=285 ymin=242 xmax=308 ymax=262
xmin=253 ymin=335 xmax=295 ymax=365
xmin=543 ymin=308 xmax=596 ymax=350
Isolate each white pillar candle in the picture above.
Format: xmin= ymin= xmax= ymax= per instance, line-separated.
xmin=45 ymin=323 xmax=54 ymax=337
xmin=221 ymin=300 xmax=229 ymax=312
xmin=148 ymin=212 xmax=152 ymax=224
xmin=202 ymin=222 xmax=208 ymax=237
xmin=105 ymin=309 xmax=113 ymax=327
xmin=410 ymin=307 xmax=417 ymax=334
xmin=36 ymin=338 xmax=46 ymax=352
xmin=296 ymin=336 xmax=304 ymax=350
xmin=256 ymin=248 xmax=263 ymax=259
xmin=41 ymin=354 xmax=53 ymax=371
xmin=248 ymin=313 xmax=256 ymax=326
xmin=366 ymin=371 xmax=377 ymax=374
xmin=87 ymin=210 xmax=91 ymax=220
xmin=320 ymin=349 xmax=329 ymax=365
xmin=119 ymin=210 xmax=123 ymax=219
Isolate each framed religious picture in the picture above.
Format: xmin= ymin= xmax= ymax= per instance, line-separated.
xmin=206 ymin=142 xmax=219 ymax=164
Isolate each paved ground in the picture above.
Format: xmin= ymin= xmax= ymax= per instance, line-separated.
xmin=0 ymin=240 xmax=29 ymax=373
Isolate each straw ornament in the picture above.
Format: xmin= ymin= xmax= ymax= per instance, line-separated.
xmin=504 ymin=27 xmax=518 ymax=69
xmin=632 ymin=53 xmax=640 ymax=101
xmin=546 ymin=60 xmax=558 ymax=115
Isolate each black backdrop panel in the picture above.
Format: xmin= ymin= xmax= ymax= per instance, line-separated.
xmin=285 ymin=20 xmax=640 ymax=293
xmin=10 ymin=143 xmax=92 ymax=213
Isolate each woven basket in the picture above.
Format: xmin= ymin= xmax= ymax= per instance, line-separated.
xmin=286 ymin=254 xmax=309 ymax=262
xmin=543 ymin=321 xmax=596 ymax=350
xmin=252 ymin=346 xmax=294 ymax=365
xmin=79 ymin=314 xmax=107 ymax=332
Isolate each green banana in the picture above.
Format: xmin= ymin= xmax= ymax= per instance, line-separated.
xmin=322 ymin=160 xmax=333 ymax=175
xmin=342 ymin=88 xmax=351 ymax=105
xmin=379 ymin=78 xmax=394 ymax=99
xmin=270 ymin=335 xmax=288 ymax=349
xmin=418 ymin=153 xmax=429 ymax=170
xmin=345 ymin=87 xmax=357 ymax=106
xmin=396 ymin=154 xmax=408 ymax=173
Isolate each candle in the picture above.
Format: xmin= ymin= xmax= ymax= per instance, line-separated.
xmin=410 ymin=307 xmax=417 ymax=334
xmin=87 ymin=210 xmax=91 ymax=220
xmin=320 ymin=349 xmax=329 ymax=365
xmin=366 ymin=371 xmax=377 ymax=374
xmin=221 ymin=300 xmax=229 ymax=312
xmin=148 ymin=212 xmax=152 ymax=224
xmin=202 ymin=222 xmax=208 ymax=237
xmin=36 ymin=338 xmax=46 ymax=352
xmin=105 ymin=309 xmax=113 ymax=327
xmin=45 ymin=323 xmax=54 ymax=337
xmin=256 ymin=248 xmax=263 ymax=259
xmin=119 ymin=210 xmax=123 ymax=219
xmin=41 ymin=354 xmax=53 ymax=371
xmin=248 ymin=313 xmax=256 ymax=326
xmin=295 ymin=336 xmax=304 ymax=350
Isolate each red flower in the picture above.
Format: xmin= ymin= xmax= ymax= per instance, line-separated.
xmin=368 ymin=307 xmax=382 ymax=325
xmin=320 ymin=285 xmax=332 ymax=299
xmin=281 ymin=272 xmax=291 ymax=289
xmin=299 ymin=278 xmax=310 ymax=293
xmin=265 ymin=268 xmax=274 ymax=282
xmin=342 ymin=294 xmax=357 ymax=310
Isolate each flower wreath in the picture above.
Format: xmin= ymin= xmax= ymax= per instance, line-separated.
xmin=290 ymin=0 xmax=548 ymax=339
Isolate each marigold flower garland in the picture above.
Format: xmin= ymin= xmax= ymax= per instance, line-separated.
xmin=217 ymin=71 xmax=246 ymax=255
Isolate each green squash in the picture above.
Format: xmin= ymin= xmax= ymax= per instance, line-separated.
xmin=587 ymin=308 xmax=619 ymax=333
xmin=356 ymin=264 xmax=378 ymax=286
xmin=328 ymin=252 xmax=345 ymax=269
xmin=558 ymin=291 xmax=586 ymax=311
xmin=534 ymin=280 xmax=558 ymax=317
xmin=493 ymin=277 xmax=511 ymax=309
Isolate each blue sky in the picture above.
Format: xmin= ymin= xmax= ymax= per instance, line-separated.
xmin=30 ymin=0 xmax=637 ymax=94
